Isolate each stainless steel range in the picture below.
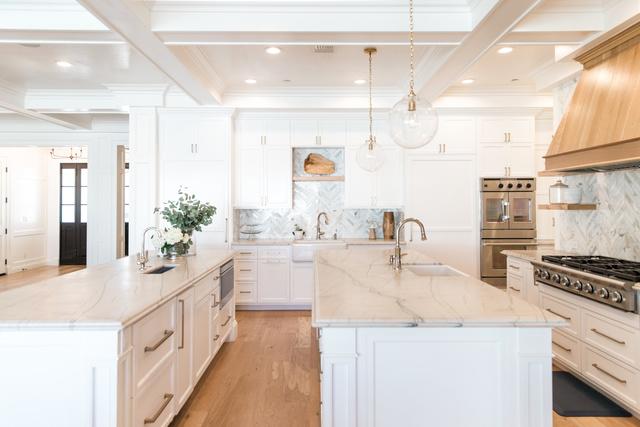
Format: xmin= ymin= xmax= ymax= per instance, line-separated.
xmin=532 ymin=255 xmax=640 ymax=312
xmin=480 ymin=177 xmax=537 ymax=288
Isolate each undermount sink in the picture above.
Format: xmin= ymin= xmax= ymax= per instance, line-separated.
xmin=144 ymin=265 xmax=177 ymax=274
xmin=406 ymin=264 xmax=464 ymax=277
xmin=292 ymin=240 xmax=347 ymax=262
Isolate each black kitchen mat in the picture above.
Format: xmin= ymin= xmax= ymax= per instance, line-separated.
xmin=553 ymin=371 xmax=632 ymax=417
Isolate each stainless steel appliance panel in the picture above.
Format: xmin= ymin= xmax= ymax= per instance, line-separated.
xmin=220 ymin=259 xmax=234 ymax=307
xmin=481 ymin=239 xmax=538 ymax=279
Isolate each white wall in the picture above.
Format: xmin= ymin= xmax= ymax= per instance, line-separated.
xmin=0 ymin=147 xmax=49 ymax=273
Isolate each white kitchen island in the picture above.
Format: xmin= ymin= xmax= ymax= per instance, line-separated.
xmin=0 ymin=248 xmax=236 ymax=427
xmin=312 ymin=248 xmax=566 ymax=427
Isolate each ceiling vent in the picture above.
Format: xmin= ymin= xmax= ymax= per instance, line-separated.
xmin=314 ymin=45 xmax=334 ymax=54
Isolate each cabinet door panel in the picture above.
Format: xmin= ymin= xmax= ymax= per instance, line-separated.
xmin=507 ymin=117 xmax=534 ymax=142
xmin=291 ymin=263 xmax=314 ymax=304
xmin=291 ymin=119 xmax=318 ymax=147
xmin=236 ymin=118 xmax=264 ymax=147
xmin=195 ymin=119 xmax=229 ymax=160
xmin=508 ymin=144 xmax=535 ymax=177
xmin=192 ymin=295 xmax=211 ymax=382
xmin=318 ymin=119 xmax=346 ymax=146
xmin=265 ymin=119 xmax=291 ymax=146
xmin=235 ymin=146 xmax=264 ymax=208
xmin=478 ymin=117 xmax=508 ymax=143
xmin=264 ymin=146 xmax=292 ymax=208
xmin=258 ymin=259 xmax=290 ymax=303
xmin=176 ymin=289 xmax=194 ymax=409
xmin=375 ymin=146 xmax=404 ymax=208
xmin=344 ymin=147 xmax=375 ymax=208
xmin=478 ymin=144 xmax=510 ymax=177
xmin=160 ymin=115 xmax=197 ymax=161
xmin=346 ymin=119 xmax=369 ymax=147
xmin=439 ymin=117 xmax=476 ymax=153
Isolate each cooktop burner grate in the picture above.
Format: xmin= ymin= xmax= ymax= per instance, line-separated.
xmin=541 ymin=255 xmax=640 ymax=282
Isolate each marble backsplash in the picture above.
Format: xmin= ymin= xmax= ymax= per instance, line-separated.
xmin=555 ymin=169 xmax=640 ymax=261
xmin=235 ymin=181 xmax=403 ymax=240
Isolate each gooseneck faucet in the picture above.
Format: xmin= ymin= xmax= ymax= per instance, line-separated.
xmin=137 ymin=226 xmax=162 ymax=270
xmin=316 ymin=212 xmax=329 ymax=240
xmin=390 ymin=218 xmax=427 ymax=271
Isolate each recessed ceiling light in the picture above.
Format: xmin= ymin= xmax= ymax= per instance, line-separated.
xmin=265 ymin=47 xmax=281 ymax=55
xmin=354 ymin=79 xmax=366 ymax=85
xmin=245 ymin=78 xmax=257 ymax=84
xmin=497 ymin=47 xmax=513 ymax=55
xmin=56 ymin=60 xmax=73 ymax=68
xmin=461 ymin=79 xmax=475 ymax=85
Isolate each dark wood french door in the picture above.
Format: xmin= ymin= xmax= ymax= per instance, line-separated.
xmin=59 ymin=163 xmax=87 ymax=265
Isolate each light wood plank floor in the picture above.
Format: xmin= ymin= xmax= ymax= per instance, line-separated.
xmin=0 ymin=265 xmax=84 ymax=293
xmin=173 ymin=310 xmax=640 ymax=427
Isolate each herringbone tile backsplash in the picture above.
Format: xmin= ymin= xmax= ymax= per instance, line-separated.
xmin=555 ymin=170 xmax=640 ymax=261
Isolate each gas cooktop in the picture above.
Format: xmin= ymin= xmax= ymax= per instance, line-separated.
xmin=541 ymin=255 xmax=640 ymax=282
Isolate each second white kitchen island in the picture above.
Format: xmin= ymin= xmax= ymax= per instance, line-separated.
xmin=312 ymin=248 xmax=566 ymax=427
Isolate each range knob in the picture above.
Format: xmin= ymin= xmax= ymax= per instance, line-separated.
xmin=507 ymin=183 xmax=514 ymax=189
xmin=534 ymin=268 xmax=541 ymax=277
xmin=526 ymin=183 xmax=532 ymax=189
xmin=551 ymin=273 xmax=561 ymax=283
xmin=541 ymin=270 xmax=550 ymax=280
xmin=560 ymin=276 xmax=571 ymax=287
xmin=598 ymin=288 xmax=610 ymax=299
xmin=611 ymin=291 xmax=624 ymax=303
xmin=517 ymin=183 xmax=523 ymax=189
xmin=583 ymin=282 xmax=594 ymax=293
xmin=498 ymin=183 xmax=504 ymax=189
xmin=572 ymin=280 xmax=583 ymax=291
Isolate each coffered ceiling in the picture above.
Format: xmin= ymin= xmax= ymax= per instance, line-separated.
xmin=0 ymin=0 xmax=638 ymax=128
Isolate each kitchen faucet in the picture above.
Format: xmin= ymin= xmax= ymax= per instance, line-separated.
xmin=390 ymin=218 xmax=427 ymax=271
xmin=136 ymin=226 xmax=162 ymax=271
xmin=316 ymin=212 xmax=329 ymax=240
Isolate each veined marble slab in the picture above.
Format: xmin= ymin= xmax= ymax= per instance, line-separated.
xmin=312 ymin=248 xmax=567 ymax=328
xmin=232 ymin=238 xmax=404 ymax=246
xmin=0 ymin=248 xmax=234 ymax=330
xmin=502 ymin=248 xmax=574 ymax=263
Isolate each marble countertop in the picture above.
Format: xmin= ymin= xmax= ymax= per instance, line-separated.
xmin=312 ymin=248 xmax=566 ymax=328
xmin=232 ymin=238 xmax=403 ymax=246
xmin=502 ymin=248 xmax=574 ymax=263
xmin=0 ymin=248 xmax=234 ymax=330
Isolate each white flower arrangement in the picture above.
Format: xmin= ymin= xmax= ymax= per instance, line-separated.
xmin=151 ymin=227 xmax=191 ymax=255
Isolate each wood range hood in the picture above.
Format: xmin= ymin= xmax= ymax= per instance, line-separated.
xmin=544 ymin=23 xmax=640 ymax=174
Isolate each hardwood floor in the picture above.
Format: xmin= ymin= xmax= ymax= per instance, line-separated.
xmin=171 ymin=310 xmax=640 ymax=427
xmin=0 ymin=265 xmax=84 ymax=293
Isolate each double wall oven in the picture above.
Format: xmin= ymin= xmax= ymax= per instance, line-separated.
xmin=480 ymin=177 xmax=537 ymax=288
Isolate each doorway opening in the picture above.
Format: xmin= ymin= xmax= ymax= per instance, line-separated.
xmin=59 ymin=163 xmax=87 ymax=265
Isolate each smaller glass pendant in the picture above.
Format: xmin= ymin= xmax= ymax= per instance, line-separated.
xmin=356 ymin=137 xmax=384 ymax=172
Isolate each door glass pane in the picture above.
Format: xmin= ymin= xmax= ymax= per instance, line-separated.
xmin=61 ymin=168 xmax=75 ymax=186
xmin=80 ymin=168 xmax=88 ymax=186
xmin=511 ymin=197 xmax=532 ymax=223
xmin=80 ymin=187 xmax=88 ymax=205
xmin=124 ymin=205 xmax=130 ymax=222
xmin=61 ymin=187 xmax=75 ymax=205
xmin=484 ymin=197 xmax=505 ymax=222
xmin=61 ymin=205 xmax=75 ymax=223
xmin=80 ymin=205 xmax=87 ymax=223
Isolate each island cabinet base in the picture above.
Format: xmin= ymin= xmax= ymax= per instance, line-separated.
xmin=319 ymin=327 xmax=553 ymax=427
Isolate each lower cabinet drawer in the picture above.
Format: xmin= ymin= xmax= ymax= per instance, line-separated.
xmin=236 ymin=282 xmax=257 ymax=304
xmin=218 ymin=303 xmax=234 ymax=340
xmin=552 ymin=330 xmax=580 ymax=371
xmin=583 ymin=310 xmax=640 ymax=369
xmin=211 ymin=320 xmax=222 ymax=356
xmin=583 ymin=345 xmax=639 ymax=408
xmin=540 ymin=293 xmax=579 ymax=336
xmin=133 ymin=300 xmax=176 ymax=390
xmin=235 ymin=260 xmax=257 ymax=281
xmin=133 ymin=361 xmax=175 ymax=427
xmin=211 ymin=285 xmax=222 ymax=319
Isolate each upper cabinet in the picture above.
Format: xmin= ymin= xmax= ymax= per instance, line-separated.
xmin=291 ymin=118 xmax=346 ymax=147
xmin=236 ymin=118 xmax=291 ymax=147
xmin=477 ymin=116 xmax=535 ymax=177
xmin=160 ymin=112 xmax=228 ymax=162
xmin=235 ymin=144 xmax=292 ymax=209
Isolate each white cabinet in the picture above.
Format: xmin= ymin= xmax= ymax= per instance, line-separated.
xmin=235 ymin=145 xmax=292 ymax=209
xmin=236 ymin=118 xmax=290 ymax=147
xmin=175 ymin=288 xmax=194 ymax=410
xmin=478 ymin=116 xmax=534 ymax=143
xmin=291 ymin=118 xmax=346 ymax=147
xmin=344 ymin=145 xmax=404 ymax=208
xmin=404 ymin=155 xmax=477 ymax=276
xmin=192 ymin=291 xmax=211 ymax=381
xmin=258 ymin=259 xmax=290 ymax=304
xmin=159 ymin=112 xmax=230 ymax=245
xmin=477 ymin=116 xmax=535 ymax=177
xmin=291 ymin=262 xmax=314 ymax=304
xmin=414 ymin=116 xmax=476 ymax=154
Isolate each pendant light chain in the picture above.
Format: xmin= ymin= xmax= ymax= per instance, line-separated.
xmin=368 ymin=48 xmax=374 ymax=149
xmin=408 ymin=0 xmax=415 ymax=97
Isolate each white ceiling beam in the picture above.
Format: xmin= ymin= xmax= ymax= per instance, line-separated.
xmin=0 ymin=30 xmax=123 ymax=45
xmin=76 ymin=0 xmax=220 ymax=105
xmin=499 ymin=31 xmax=597 ymax=45
xmin=416 ymin=0 xmax=544 ymax=102
xmin=0 ymin=0 xmax=108 ymax=31
xmin=532 ymin=61 xmax=582 ymax=92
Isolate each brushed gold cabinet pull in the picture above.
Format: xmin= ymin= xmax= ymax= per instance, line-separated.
xmin=178 ymin=300 xmax=185 ymax=350
xmin=545 ymin=308 xmax=571 ymax=321
xmin=144 ymin=393 xmax=174 ymax=424
xmin=552 ymin=341 xmax=571 ymax=353
xmin=592 ymin=363 xmax=627 ymax=384
xmin=213 ymin=334 xmax=220 ymax=341
xmin=221 ymin=315 xmax=232 ymax=327
xmin=211 ymin=294 xmax=220 ymax=308
xmin=508 ymin=286 xmax=520 ymax=292
xmin=590 ymin=328 xmax=626 ymax=345
xmin=239 ymin=252 xmax=253 ymax=255
xmin=239 ymin=291 xmax=251 ymax=294
xmin=240 ymin=269 xmax=252 ymax=272
xmin=144 ymin=330 xmax=174 ymax=352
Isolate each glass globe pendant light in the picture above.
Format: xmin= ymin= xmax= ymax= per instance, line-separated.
xmin=356 ymin=47 xmax=385 ymax=172
xmin=389 ymin=0 xmax=438 ymax=149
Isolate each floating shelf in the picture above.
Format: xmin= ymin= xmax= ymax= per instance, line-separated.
xmin=292 ymin=175 xmax=345 ymax=182
xmin=538 ymin=203 xmax=597 ymax=211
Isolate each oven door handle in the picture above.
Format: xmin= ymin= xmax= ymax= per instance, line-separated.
xmin=499 ymin=200 xmax=510 ymax=222
xmin=482 ymin=242 xmax=539 ymax=246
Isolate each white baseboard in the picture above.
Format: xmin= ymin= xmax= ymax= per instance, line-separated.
xmin=235 ymin=304 xmax=311 ymax=311
xmin=8 ymin=257 xmax=47 ymax=274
